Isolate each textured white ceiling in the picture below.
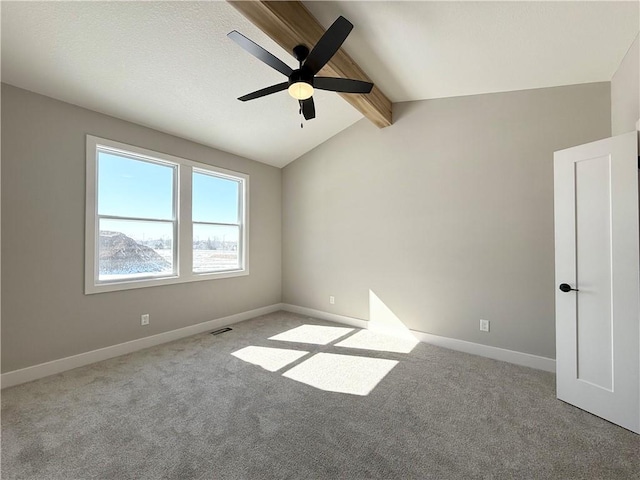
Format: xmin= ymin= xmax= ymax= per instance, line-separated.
xmin=305 ymin=1 xmax=639 ymax=103
xmin=0 ymin=1 xmax=362 ymax=168
xmin=2 ymin=2 xmax=638 ymax=168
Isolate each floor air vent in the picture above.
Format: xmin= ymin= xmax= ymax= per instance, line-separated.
xmin=211 ymin=327 xmax=233 ymax=335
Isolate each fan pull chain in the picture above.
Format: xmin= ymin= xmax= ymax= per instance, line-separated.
xmin=300 ymin=59 xmax=304 ymax=129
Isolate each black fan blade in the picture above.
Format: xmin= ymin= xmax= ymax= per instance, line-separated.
xmin=300 ymin=97 xmax=315 ymax=120
xmin=228 ymin=30 xmax=293 ymax=77
xmin=238 ymin=82 xmax=288 ymax=102
xmin=314 ymin=77 xmax=373 ymax=94
xmin=304 ymin=16 xmax=353 ymax=75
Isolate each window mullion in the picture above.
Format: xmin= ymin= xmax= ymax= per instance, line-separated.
xmin=178 ymin=164 xmax=193 ymax=278
xmin=98 ymin=214 xmax=175 ymax=223
xmin=192 ymin=221 xmax=241 ymax=228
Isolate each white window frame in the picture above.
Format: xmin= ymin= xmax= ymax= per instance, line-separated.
xmin=85 ymin=135 xmax=249 ymax=294
xmin=191 ymin=168 xmax=245 ymax=274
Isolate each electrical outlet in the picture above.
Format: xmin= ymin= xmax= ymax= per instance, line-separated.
xmin=329 ymin=296 xmax=335 ymax=305
xmin=480 ymin=319 xmax=490 ymax=332
xmin=141 ymin=314 xmax=150 ymax=326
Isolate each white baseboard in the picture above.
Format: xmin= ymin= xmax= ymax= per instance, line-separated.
xmin=281 ymin=303 xmax=556 ymax=373
xmin=410 ymin=331 xmax=556 ymax=372
xmin=1 ymin=303 xmax=284 ymax=389
xmin=282 ymin=303 xmax=368 ymax=329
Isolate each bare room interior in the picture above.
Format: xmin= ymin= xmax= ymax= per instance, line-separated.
xmin=1 ymin=1 xmax=639 ymax=479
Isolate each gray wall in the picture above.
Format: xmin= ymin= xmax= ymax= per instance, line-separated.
xmin=1 ymin=84 xmax=282 ymax=372
xmin=612 ymin=34 xmax=639 ymax=135
xmin=282 ymin=83 xmax=611 ymax=359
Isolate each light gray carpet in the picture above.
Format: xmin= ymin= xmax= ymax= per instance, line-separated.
xmin=2 ymin=311 xmax=638 ymax=479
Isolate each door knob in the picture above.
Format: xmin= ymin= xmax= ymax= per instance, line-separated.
xmin=559 ymin=283 xmax=579 ymax=292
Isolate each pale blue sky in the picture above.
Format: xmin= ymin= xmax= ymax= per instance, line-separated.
xmin=98 ymin=151 xmax=240 ymax=241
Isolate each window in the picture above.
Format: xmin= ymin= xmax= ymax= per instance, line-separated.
xmin=86 ymin=136 xmax=248 ymax=294
xmin=192 ymin=170 xmax=242 ymax=273
xmin=97 ymin=151 xmax=177 ymax=282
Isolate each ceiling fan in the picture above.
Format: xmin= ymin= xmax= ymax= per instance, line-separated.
xmin=228 ymin=16 xmax=373 ymax=122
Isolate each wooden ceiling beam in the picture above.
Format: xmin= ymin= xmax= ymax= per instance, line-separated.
xmin=228 ymin=0 xmax=392 ymax=128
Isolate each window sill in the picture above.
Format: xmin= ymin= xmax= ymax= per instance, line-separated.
xmin=85 ymin=269 xmax=249 ymax=295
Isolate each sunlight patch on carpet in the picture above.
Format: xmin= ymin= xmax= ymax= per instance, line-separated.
xmin=269 ymin=324 xmax=354 ymax=345
xmin=282 ymin=353 xmax=398 ymax=396
xmin=231 ymin=346 xmax=309 ymax=372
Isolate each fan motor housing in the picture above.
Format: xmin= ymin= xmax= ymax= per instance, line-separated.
xmin=288 ymin=67 xmax=314 ymax=88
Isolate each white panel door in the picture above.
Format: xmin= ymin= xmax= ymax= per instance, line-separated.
xmin=554 ymin=131 xmax=639 ymax=433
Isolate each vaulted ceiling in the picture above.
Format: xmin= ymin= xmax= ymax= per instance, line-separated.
xmin=2 ymin=1 xmax=638 ymax=168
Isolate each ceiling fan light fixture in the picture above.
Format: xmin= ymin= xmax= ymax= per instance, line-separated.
xmin=229 ymin=16 xmax=369 ymax=121
xmin=288 ymin=81 xmax=314 ymax=100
